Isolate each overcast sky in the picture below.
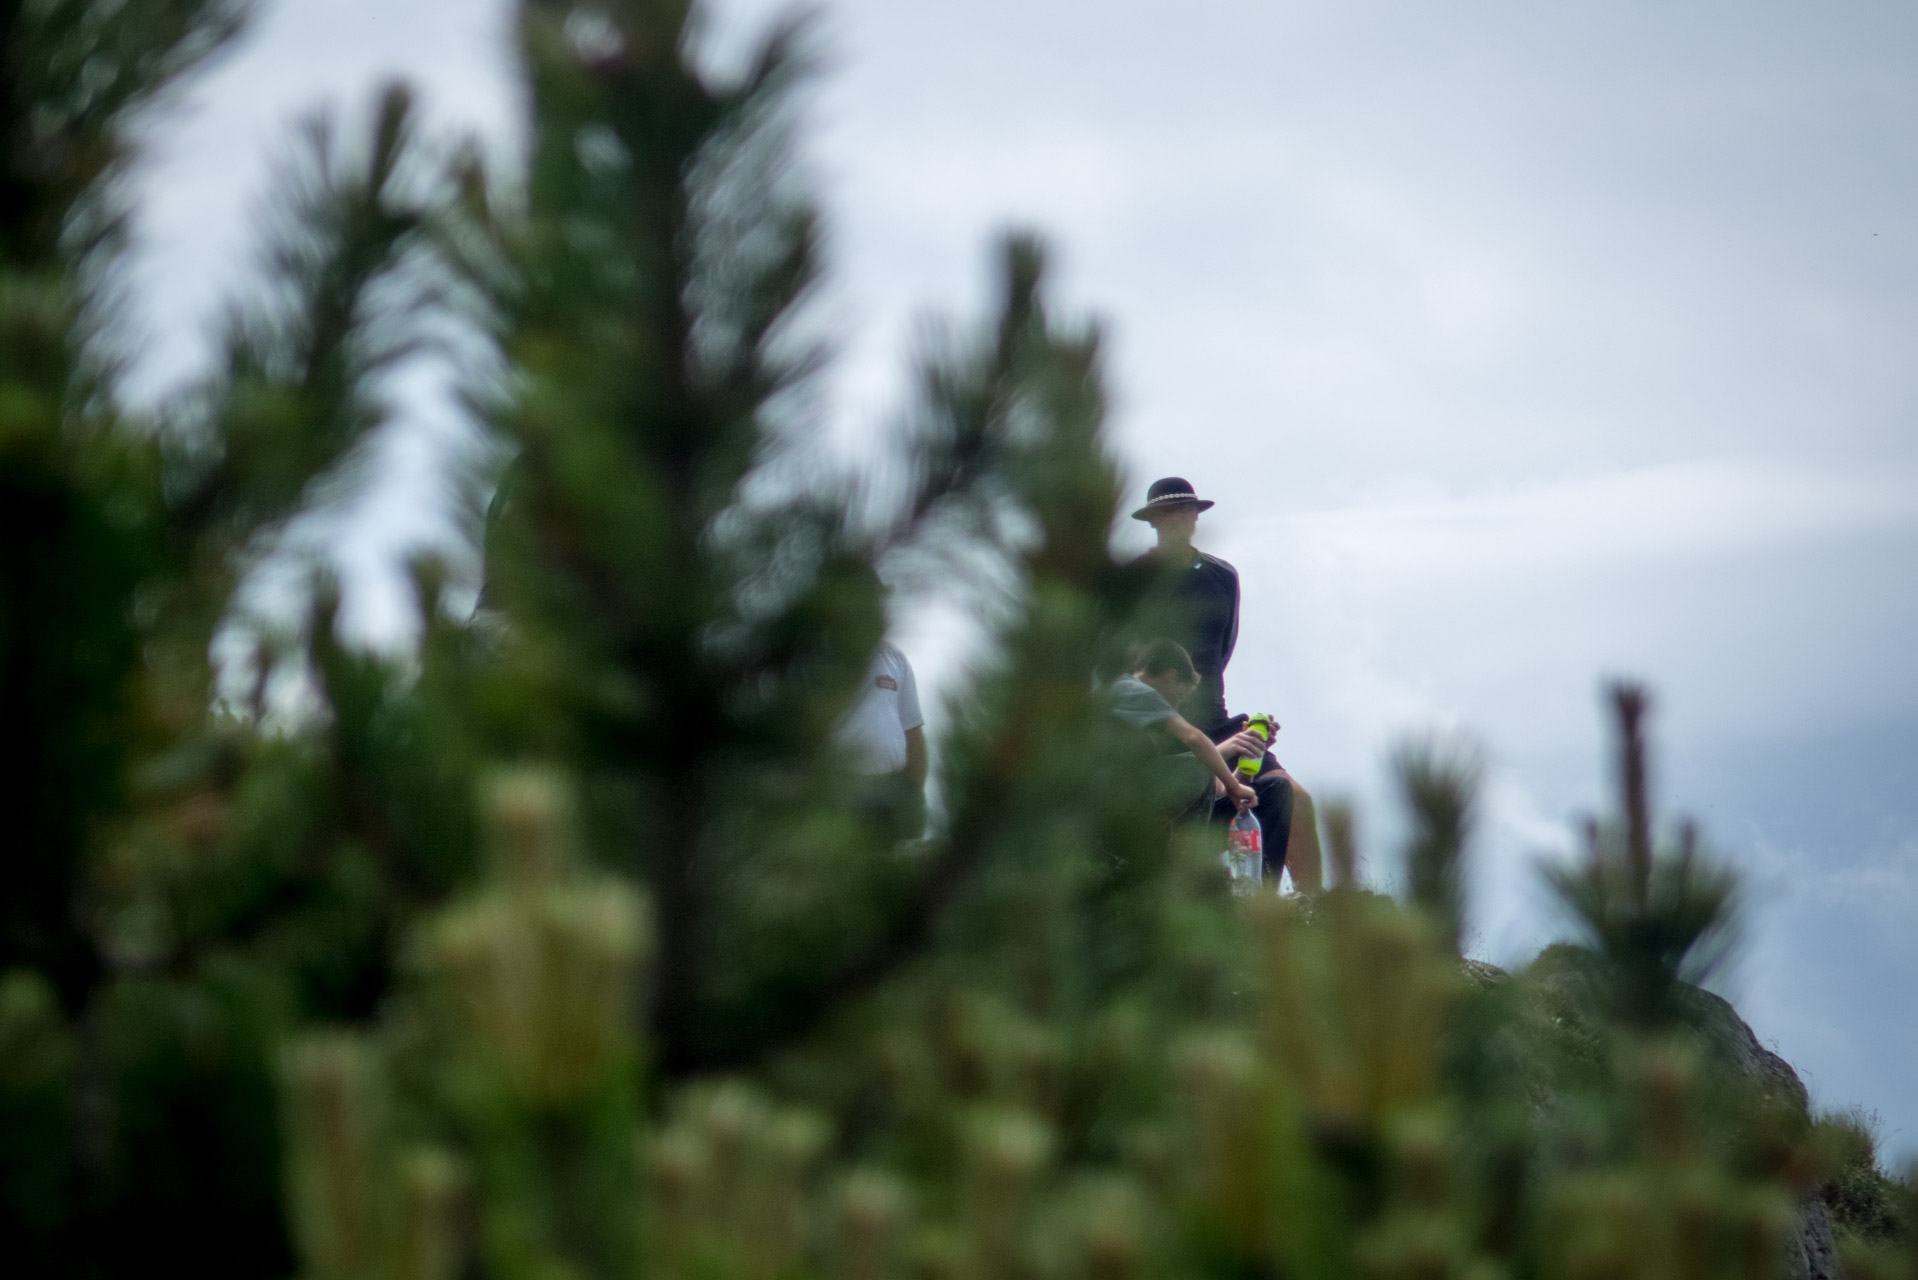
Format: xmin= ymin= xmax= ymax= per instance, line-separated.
xmin=126 ymin=0 xmax=1918 ymax=1158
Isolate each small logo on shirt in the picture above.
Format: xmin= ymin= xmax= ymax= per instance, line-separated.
xmin=875 ymin=675 xmax=898 ymax=691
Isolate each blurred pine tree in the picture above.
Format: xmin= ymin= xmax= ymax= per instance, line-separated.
xmin=0 ymin=3 xmax=1903 ymax=1279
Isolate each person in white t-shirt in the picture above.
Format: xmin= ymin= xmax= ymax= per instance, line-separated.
xmin=836 ymin=641 xmax=927 ymax=836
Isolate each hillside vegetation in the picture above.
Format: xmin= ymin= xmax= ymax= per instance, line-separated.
xmin=0 ymin=3 xmax=1910 ymax=1279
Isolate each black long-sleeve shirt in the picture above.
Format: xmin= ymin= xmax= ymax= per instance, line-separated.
xmin=1125 ymin=549 xmax=1240 ymax=736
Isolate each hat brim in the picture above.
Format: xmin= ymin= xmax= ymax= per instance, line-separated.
xmin=1130 ymin=497 xmax=1214 ymax=521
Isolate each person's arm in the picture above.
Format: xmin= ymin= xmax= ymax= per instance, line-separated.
xmin=903 ymin=725 xmax=927 ymax=789
xmin=1167 ymin=714 xmax=1256 ymax=808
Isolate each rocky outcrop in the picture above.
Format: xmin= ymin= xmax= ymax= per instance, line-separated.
xmin=1789 ymin=1200 xmax=1840 ymax=1280
xmin=1678 ymin=981 xmax=1807 ymax=1113
xmin=1461 ymin=957 xmax=1510 ymax=991
xmin=1681 ymin=983 xmax=1836 ymax=1280
xmin=1473 ymin=950 xmax=1837 ymax=1280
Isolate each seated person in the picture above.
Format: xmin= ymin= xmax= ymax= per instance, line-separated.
xmin=1114 ymin=640 xmax=1322 ymax=892
xmin=1121 ymin=479 xmax=1322 ymax=891
xmin=1108 ymin=637 xmax=1258 ymax=819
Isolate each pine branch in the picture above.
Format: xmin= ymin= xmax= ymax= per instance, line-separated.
xmin=1612 ymin=681 xmax=1654 ymax=907
xmin=1544 ymin=681 xmax=1742 ymax=1030
xmin=2 ymin=0 xmax=250 ymax=269
xmin=1396 ymin=737 xmax=1482 ymax=955
xmin=170 ymin=84 xmax=433 ymax=549
xmin=678 ymin=240 xmax=1125 ymax=1069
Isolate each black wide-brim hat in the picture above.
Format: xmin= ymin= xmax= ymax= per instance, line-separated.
xmin=1130 ymin=476 xmax=1215 ymax=521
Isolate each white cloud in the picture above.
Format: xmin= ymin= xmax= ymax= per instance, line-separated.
xmin=1276 ymin=457 xmax=1918 ymax=583
xmin=1815 ymin=836 xmax=1918 ymax=914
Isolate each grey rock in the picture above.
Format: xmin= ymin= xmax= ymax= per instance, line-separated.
xmin=1790 ymin=1196 xmax=1840 ymax=1280
xmin=1460 ymin=957 xmax=1509 ymax=991
xmin=1662 ymin=989 xmax=1836 ymax=1278
xmin=1491 ymin=948 xmax=1835 ymax=1280
xmin=1672 ymin=982 xmax=1810 ymax=1116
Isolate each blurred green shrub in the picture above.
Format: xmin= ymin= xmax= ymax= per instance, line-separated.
xmin=0 ymin=3 xmax=1907 ymax=1280
xmin=1816 ymin=1108 xmax=1912 ymax=1249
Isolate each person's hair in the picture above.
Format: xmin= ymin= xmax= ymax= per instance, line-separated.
xmin=1127 ymin=638 xmax=1197 ymax=683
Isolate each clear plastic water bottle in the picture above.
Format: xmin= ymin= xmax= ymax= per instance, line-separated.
xmin=1223 ymin=806 xmax=1263 ymax=895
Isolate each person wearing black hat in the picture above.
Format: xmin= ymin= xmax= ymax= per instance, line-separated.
xmin=1128 ymin=478 xmax=1236 ymax=732
xmin=1125 ymin=477 xmax=1323 ymax=892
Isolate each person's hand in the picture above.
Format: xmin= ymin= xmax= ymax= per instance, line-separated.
xmin=1225 ymin=777 xmax=1257 ymax=810
xmin=1217 ymin=730 xmax=1265 ymax=761
xmin=1219 ymin=725 xmax=1281 ymax=767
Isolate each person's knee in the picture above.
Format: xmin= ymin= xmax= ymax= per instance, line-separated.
xmin=1263 ymin=768 xmax=1309 ymax=805
xmin=1254 ymin=769 xmax=1294 ymax=810
xmin=1286 ymin=779 xmax=1325 ymax=890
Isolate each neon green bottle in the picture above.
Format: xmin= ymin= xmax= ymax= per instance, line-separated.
xmin=1235 ymin=713 xmax=1275 ymax=781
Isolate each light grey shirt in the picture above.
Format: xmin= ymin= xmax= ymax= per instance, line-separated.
xmin=1107 ymin=674 xmax=1177 ymax=731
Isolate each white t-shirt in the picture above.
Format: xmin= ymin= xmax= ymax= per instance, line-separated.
xmin=836 ymin=642 xmax=924 ymax=773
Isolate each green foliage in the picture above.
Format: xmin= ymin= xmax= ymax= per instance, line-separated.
xmin=0 ymin=969 xmax=76 ymax=1266
xmin=1543 ymin=685 xmax=1742 ymax=1032
xmin=1815 ymin=1108 xmax=1913 ymax=1253
xmin=0 ymin=3 xmax=1899 ymax=1280
xmin=1835 ymin=1152 xmax=1918 ymax=1280
xmin=1394 ymin=738 xmax=1482 ymax=956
